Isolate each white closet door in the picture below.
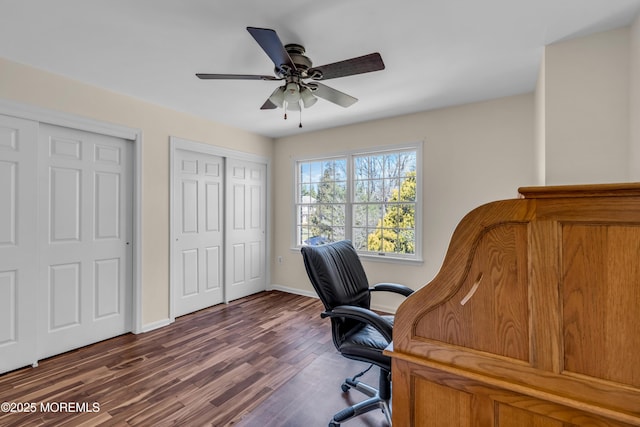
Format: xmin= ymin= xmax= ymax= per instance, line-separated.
xmin=0 ymin=115 xmax=39 ymax=373
xmin=173 ymin=149 xmax=224 ymax=316
xmin=37 ymin=124 xmax=133 ymax=360
xmin=225 ymin=158 xmax=267 ymax=302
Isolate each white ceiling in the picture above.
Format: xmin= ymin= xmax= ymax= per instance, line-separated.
xmin=1 ymin=0 xmax=640 ymax=138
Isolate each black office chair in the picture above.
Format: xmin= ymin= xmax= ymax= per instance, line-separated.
xmin=301 ymin=240 xmax=414 ymax=427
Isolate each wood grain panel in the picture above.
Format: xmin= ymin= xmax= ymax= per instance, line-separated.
xmin=497 ymin=404 xmax=565 ymax=427
xmin=562 ymin=223 xmax=640 ymax=387
xmin=415 ymin=223 xmax=529 ymax=361
xmin=413 ymin=376 xmax=471 ymax=427
xmin=528 ymin=220 xmax=562 ymax=373
xmin=495 ymin=395 xmax=637 ymax=427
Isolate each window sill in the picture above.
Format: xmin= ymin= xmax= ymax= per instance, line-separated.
xmin=358 ymin=253 xmax=424 ymax=265
xmin=291 ymin=246 xmax=423 ymax=265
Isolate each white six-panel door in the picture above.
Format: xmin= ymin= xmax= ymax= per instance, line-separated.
xmin=37 ymin=124 xmax=133 ymax=360
xmin=225 ymin=158 xmax=266 ymax=302
xmin=0 ymin=115 xmax=39 ymax=373
xmin=173 ymin=149 xmax=224 ymax=316
xmin=171 ymin=140 xmax=268 ymax=315
xmin=0 ymin=118 xmax=133 ymax=373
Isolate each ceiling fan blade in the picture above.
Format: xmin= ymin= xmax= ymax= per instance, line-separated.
xmin=308 ymin=53 xmax=385 ymax=80
xmin=247 ymin=27 xmax=296 ymax=74
xmin=196 ymin=73 xmax=279 ymax=81
xmin=310 ymin=83 xmax=358 ymax=107
xmin=260 ymin=98 xmax=278 ymax=110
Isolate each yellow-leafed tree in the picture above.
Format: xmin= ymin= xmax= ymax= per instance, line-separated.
xmin=367 ymin=171 xmax=416 ymax=254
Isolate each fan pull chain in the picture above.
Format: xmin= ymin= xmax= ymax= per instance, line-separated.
xmin=299 ymin=104 xmax=303 ymax=128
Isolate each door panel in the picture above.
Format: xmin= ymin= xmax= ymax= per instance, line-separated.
xmin=205 ymin=247 xmax=221 ymax=290
xmin=95 ymin=172 xmax=120 ymax=239
xmin=205 ymin=182 xmax=220 ymax=231
xmin=49 ymin=262 xmax=81 ymax=330
xmin=182 ymin=180 xmax=198 ymax=233
xmin=173 ymin=149 xmax=224 ymax=316
xmin=50 ymin=166 xmax=81 ymax=241
xmin=0 ymin=161 xmax=16 ymax=245
xmin=232 ymin=243 xmax=245 ymax=284
xmin=38 ymin=124 xmax=132 ymax=360
xmin=225 ymin=158 xmax=266 ymax=302
xmin=0 ymin=271 xmax=17 ymax=342
xmin=182 ymin=249 xmax=199 ymax=296
xmin=95 ymin=258 xmax=120 ymax=318
xmin=0 ymin=115 xmax=39 ymax=373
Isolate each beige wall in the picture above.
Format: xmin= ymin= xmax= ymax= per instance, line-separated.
xmin=534 ymin=53 xmax=546 ymax=185
xmin=272 ymin=94 xmax=535 ymax=312
xmin=0 ymin=57 xmax=273 ymax=327
xmin=630 ymin=15 xmax=640 ymax=180
xmin=544 ymin=27 xmax=631 ymax=184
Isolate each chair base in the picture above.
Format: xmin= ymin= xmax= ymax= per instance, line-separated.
xmin=328 ymin=368 xmax=392 ymax=427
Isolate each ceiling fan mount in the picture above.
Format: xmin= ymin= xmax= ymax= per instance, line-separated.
xmin=196 ymin=27 xmax=385 ymax=123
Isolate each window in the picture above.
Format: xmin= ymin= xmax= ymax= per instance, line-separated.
xmin=295 ymin=143 xmax=421 ymax=261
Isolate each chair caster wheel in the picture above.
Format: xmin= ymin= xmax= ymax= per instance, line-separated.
xmin=329 ymin=422 xmax=340 ymax=427
xmin=341 ymin=383 xmax=350 ymax=392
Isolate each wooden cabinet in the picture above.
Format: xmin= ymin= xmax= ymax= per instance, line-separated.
xmin=387 ymin=184 xmax=640 ymax=426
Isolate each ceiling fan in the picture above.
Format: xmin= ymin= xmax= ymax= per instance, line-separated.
xmin=196 ymin=27 xmax=385 ymax=125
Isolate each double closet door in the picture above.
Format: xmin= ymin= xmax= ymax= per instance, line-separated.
xmin=173 ymin=146 xmax=266 ymax=317
xmin=0 ymin=114 xmax=133 ymax=374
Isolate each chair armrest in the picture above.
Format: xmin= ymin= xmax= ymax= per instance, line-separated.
xmin=370 ymin=282 xmax=414 ymax=297
xmin=322 ymin=305 xmax=393 ymax=342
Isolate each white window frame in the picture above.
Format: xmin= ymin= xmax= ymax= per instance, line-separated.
xmin=293 ymin=141 xmax=423 ymax=263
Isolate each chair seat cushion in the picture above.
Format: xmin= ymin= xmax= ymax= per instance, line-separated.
xmin=338 ymin=315 xmax=394 ymax=368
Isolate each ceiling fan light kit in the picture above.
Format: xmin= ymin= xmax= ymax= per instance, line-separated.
xmin=300 ymin=87 xmax=317 ymax=108
xmin=196 ymin=26 xmax=385 ymax=127
xmin=284 ymin=82 xmax=301 ymax=104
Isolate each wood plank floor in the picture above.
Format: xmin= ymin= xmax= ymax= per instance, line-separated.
xmin=0 ymin=291 xmax=389 ymax=427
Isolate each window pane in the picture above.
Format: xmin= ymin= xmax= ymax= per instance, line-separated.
xmin=353 ymin=205 xmax=367 ymax=227
xmin=321 ymin=161 xmax=332 ymax=180
xmin=335 ymin=161 xmax=347 ymax=181
xmin=354 ymin=180 xmax=367 ymax=203
xmin=354 ymin=157 xmax=368 ymax=180
xmin=369 ymin=179 xmax=383 ymax=203
xmin=332 ymin=203 xmax=345 ymax=225
xmin=335 ymin=181 xmax=347 ymax=203
xmin=300 ymin=162 xmax=311 ymax=184
xmin=352 ymin=228 xmax=368 ymax=251
xmin=354 ymin=204 xmax=383 ymax=227
xmin=383 ymin=154 xmax=396 ymax=178
xmin=299 ymin=184 xmax=311 ymax=203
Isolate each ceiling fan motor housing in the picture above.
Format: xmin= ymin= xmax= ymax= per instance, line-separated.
xmin=284 ymin=44 xmax=313 ymax=75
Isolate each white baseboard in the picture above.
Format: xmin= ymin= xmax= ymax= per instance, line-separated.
xmin=371 ymin=303 xmax=398 ymax=315
xmin=137 ymin=318 xmax=174 ymax=334
xmin=268 ymin=284 xmax=318 ymax=299
xmin=137 ymin=286 xmax=397 ymax=335
xmin=269 ymin=284 xmax=397 ymax=314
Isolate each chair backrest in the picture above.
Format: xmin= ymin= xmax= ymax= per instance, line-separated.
xmin=301 ymin=240 xmax=371 ymax=347
xmin=301 ymin=240 xmax=371 ymax=310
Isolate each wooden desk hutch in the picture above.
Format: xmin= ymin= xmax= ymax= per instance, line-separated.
xmin=387 ymin=183 xmax=640 ymax=426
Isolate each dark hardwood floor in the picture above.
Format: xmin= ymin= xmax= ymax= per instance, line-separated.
xmin=0 ymin=291 xmax=389 ymax=427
